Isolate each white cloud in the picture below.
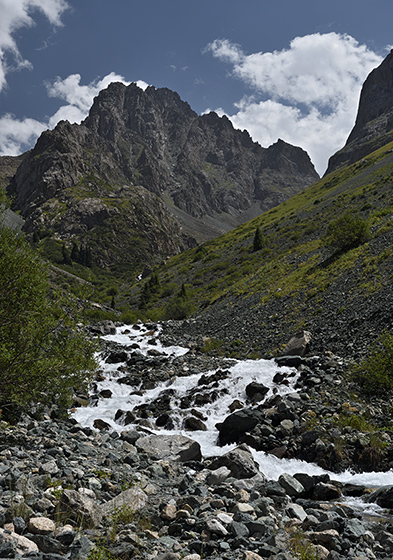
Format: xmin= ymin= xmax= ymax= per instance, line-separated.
xmin=136 ymin=80 xmax=148 ymax=91
xmin=0 ymin=113 xmax=47 ymax=155
xmin=0 ymin=1 xmax=146 ymax=157
xmin=0 ymin=72 xmax=141 ymax=156
xmin=0 ymin=0 xmax=69 ymax=91
xmin=47 ymin=72 xmax=130 ymax=112
xmin=46 ymin=72 xmax=131 ymax=128
xmin=206 ymin=33 xmax=383 ymax=174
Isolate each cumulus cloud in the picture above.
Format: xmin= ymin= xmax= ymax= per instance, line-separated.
xmin=0 ymin=0 xmax=69 ymax=154
xmin=0 ymin=113 xmax=47 ymax=155
xmin=46 ymin=72 xmax=131 ymax=128
xmin=0 ymin=72 xmax=140 ymax=156
xmin=0 ymin=0 xmax=69 ymax=91
xmin=206 ymin=33 xmax=383 ymax=174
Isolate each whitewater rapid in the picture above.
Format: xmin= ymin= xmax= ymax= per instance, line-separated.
xmin=72 ymin=323 xmax=393 ymax=492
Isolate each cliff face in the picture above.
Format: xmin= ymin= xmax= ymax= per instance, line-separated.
xmin=326 ymin=50 xmax=393 ymax=175
xmin=8 ymin=83 xmax=318 ymax=270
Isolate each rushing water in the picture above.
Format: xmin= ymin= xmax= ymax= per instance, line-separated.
xmin=72 ymin=323 xmax=393 ymax=499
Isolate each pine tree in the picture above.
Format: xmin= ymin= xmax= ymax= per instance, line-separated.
xmin=71 ymin=241 xmax=79 ymax=262
xmin=79 ymin=245 xmax=86 ymax=266
xmin=252 ymin=226 xmax=265 ymax=252
xmin=85 ymin=246 xmax=93 ymax=268
xmin=180 ymin=283 xmax=187 ymax=299
xmin=107 ymin=287 xmax=119 ymax=309
xmin=62 ymin=244 xmax=71 ymax=265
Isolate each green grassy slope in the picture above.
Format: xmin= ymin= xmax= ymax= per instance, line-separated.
xmin=129 ymin=140 xmax=393 ymax=356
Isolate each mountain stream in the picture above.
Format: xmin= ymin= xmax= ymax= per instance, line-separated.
xmin=72 ymin=323 xmax=393 ymax=518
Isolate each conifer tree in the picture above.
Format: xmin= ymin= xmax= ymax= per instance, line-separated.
xmin=62 ymin=243 xmax=71 ymax=265
xmin=71 ymin=241 xmax=79 ymax=262
xmin=107 ymin=286 xmax=119 ymax=309
xmin=252 ymin=226 xmax=265 ymax=252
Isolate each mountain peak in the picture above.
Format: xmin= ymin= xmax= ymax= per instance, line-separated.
xmin=326 ymin=51 xmax=393 ymax=174
xmin=346 ymin=50 xmax=393 ymax=145
xmin=7 ymin=82 xmax=318 ymax=271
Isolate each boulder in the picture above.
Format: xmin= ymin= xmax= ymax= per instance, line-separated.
xmin=0 ymin=527 xmax=39 ymax=555
xmin=101 ymin=487 xmax=148 ymax=517
xmin=218 ymin=408 xmax=263 ymax=446
xmin=367 ymin=485 xmax=393 ymax=509
xmin=285 ymin=503 xmax=307 ymax=522
xmin=275 ymin=355 xmax=304 ymax=368
xmin=105 ymin=350 xmax=128 ymax=363
xmin=208 ymin=444 xmax=262 ymax=479
xmin=312 ymin=482 xmax=341 ymax=501
xmin=93 ymin=418 xmax=111 ymax=431
xmin=91 ymin=320 xmax=116 ymax=335
xmin=184 ymin=416 xmax=207 ymax=431
xmin=59 ymin=489 xmax=103 ymax=528
xmin=245 ymin=382 xmax=269 ymax=402
xmin=281 ymin=330 xmax=311 ymax=356
xmin=28 ymin=517 xmax=56 ymax=535
xmin=205 ymin=518 xmax=228 ymax=536
xmin=205 ymin=466 xmax=231 ymax=486
xmin=278 ymin=473 xmax=305 ymax=497
xmin=136 ymin=434 xmax=202 ymax=462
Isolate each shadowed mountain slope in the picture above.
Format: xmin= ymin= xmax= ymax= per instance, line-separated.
xmin=327 ymin=50 xmax=393 ymax=175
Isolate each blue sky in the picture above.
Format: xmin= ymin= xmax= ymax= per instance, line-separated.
xmin=0 ymin=0 xmax=392 ymax=174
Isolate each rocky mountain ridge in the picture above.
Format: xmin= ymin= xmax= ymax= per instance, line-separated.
xmin=326 ymin=50 xmax=393 ymax=174
xmin=5 ymin=82 xmax=318 ymax=272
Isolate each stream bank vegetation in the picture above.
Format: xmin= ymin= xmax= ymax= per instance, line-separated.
xmin=0 ymin=226 xmax=97 ymax=419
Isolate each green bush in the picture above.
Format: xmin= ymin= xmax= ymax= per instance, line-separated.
xmin=0 ymin=227 xmax=97 ymax=413
xmin=163 ymin=297 xmax=194 ymax=320
xmin=351 ymin=331 xmax=393 ymax=395
xmin=323 ymin=212 xmax=370 ymax=252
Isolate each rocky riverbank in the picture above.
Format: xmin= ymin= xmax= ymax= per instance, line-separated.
xmin=1 ymin=411 xmax=393 ymax=560
xmin=1 ymin=320 xmax=393 ymax=560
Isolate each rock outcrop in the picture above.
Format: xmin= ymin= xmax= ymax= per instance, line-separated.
xmin=7 ymin=83 xmax=318 ymax=270
xmin=327 ymin=50 xmax=393 ymax=174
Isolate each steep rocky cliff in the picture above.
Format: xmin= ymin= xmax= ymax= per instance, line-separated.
xmin=8 ymin=83 xmax=318 ymax=271
xmin=326 ymin=50 xmax=393 ymax=174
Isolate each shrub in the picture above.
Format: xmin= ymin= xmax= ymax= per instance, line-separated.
xmin=0 ymin=226 xmax=97 ymax=413
xmin=350 ymin=331 xmax=393 ymax=395
xmin=288 ymin=528 xmax=319 ymax=560
xmin=323 ymin=212 xmax=370 ymax=252
xmin=163 ymin=297 xmax=194 ymax=320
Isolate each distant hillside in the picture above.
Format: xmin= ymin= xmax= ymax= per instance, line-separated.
xmin=5 ymin=83 xmax=318 ymax=278
xmin=133 ymin=138 xmax=393 ymax=359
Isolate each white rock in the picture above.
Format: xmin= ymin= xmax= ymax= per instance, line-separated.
xmin=216 ymin=512 xmax=233 ymax=525
xmin=28 ymin=517 xmax=56 ymax=535
xmin=0 ymin=528 xmax=39 ymax=554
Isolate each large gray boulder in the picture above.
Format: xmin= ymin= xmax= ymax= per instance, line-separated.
xmin=282 ymin=330 xmax=311 ymax=356
xmin=59 ymin=489 xmax=103 ymax=528
xmin=136 ymin=434 xmax=201 ymax=462
xmin=0 ymin=528 xmax=38 ymax=555
xmin=208 ymin=444 xmax=262 ymax=479
xmin=218 ymin=408 xmax=263 ymax=446
xmin=102 ymin=487 xmax=148 ymax=517
xmin=278 ymin=473 xmax=305 ymax=497
xmin=366 ymin=485 xmax=393 ymax=509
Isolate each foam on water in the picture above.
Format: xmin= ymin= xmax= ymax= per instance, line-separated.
xmin=72 ymin=324 xmax=393 ymax=489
